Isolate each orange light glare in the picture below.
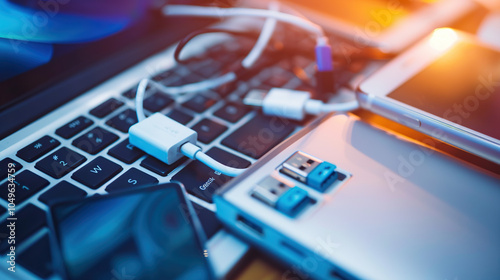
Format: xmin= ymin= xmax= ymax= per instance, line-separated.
xmin=429 ymin=28 xmax=458 ymax=51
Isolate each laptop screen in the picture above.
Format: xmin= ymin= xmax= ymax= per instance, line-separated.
xmin=0 ymin=0 xmax=206 ymax=111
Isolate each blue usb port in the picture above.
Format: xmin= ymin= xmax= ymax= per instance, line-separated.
xmin=281 ymin=151 xmax=339 ymax=192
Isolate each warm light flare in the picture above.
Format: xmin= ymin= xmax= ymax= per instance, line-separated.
xmin=429 ymin=28 xmax=458 ymax=51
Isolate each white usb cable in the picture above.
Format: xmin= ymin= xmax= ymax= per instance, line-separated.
xmin=241 ymin=2 xmax=279 ymax=69
xmin=134 ymin=2 xmax=285 ymax=106
xmin=129 ymin=4 xmax=340 ymax=177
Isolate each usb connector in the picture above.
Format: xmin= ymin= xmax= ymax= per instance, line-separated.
xmin=129 ymin=113 xmax=198 ymax=164
xmin=281 ymin=151 xmax=322 ymax=184
xmin=244 ymin=88 xmax=312 ymax=121
xmin=129 ymin=113 xmax=247 ymax=177
xmin=243 ymin=88 xmax=359 ymax=121
xmin=251 ymin=176 xmax=310 ymax=217
xmin=252 ymin=176 xmax=292 ymax=207
xmin=281 ymin=151 xmax=338 ymax=192
xmin=243 ymin=90 xmax=268 ymax=107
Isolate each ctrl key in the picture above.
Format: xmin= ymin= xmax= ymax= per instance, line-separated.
xmin=35 ymin=147 xmax=87 ymax=179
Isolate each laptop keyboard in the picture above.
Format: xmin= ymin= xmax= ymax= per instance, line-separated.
xmin=0 ymin=37 xmax=318 ymax=278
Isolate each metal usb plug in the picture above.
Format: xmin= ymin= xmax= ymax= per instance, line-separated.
xmin=251 ymin=176 xmax=310 ymax=217
xmin=280 ymin=151 xmax=338 ymax=192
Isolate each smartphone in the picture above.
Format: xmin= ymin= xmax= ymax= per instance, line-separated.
xmin=357 ymin=28 xmax=500 ymax=164
xmin=279 ymin=0 xmax=475 ymax=54
xmin=49 ymin=183 xmax=214 ymax=280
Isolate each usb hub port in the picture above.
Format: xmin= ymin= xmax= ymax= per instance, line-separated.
xmin=237 ymin=215 xmax=264 ymax=236
xmin=280 ymin=151 xmax=339 ymax=192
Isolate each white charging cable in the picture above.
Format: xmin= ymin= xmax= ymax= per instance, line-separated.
xmin=135 ymin=2 xmax=284 ymax=99
xmin=135 ymin=2 xmax=283 ymax=123
xmin=180 ymin=142 xmax=246 ymax=177
xmin=129 ymin=4 xmax=338 ymax=176
xmin=241 ymin=2 xmax=279 ymax=68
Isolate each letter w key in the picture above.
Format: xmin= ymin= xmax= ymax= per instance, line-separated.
xmin=90 ymin=165 xmax=102 ymax=174
xmin=72 ymin=156 xmax=123 ymax=189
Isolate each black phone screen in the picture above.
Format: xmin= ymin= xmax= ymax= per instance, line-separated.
xmin=50 ymin=184 xmax=213 ymax=280
xmin=388 ymin=41 xmax=500 ymax=141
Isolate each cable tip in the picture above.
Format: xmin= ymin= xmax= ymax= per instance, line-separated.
xmin=243 ymin=90 xmax=268 ymax=107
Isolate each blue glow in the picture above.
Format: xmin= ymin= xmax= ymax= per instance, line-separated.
xmin=0 ymin=0 xmax=147 ymax=43
xmin=0 ymin=37 xmax=53 ymax=81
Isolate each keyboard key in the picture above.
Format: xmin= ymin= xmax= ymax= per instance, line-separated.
xmin=164 ymin=76 xmax=188 ymax=87
xmin=16 ymin=135 xmax=60 ymax=163
xmin=191 ymin=119 xmax=227 ymax=144
xmin=213 ymin=81 xmax=238 ymax=98
xmin=263 ymin=73 xmax=291 ymax=88
xmin=182 ymin=95 xmax=217 ymax=113
xmin=72 ymin=156 xmax=123 ymax=189
xmin=72 ymin=127 xmax=119 ymax=155
xmin=166 ymin=109 xmax=193 ymax=125
xmin=190 ymin=60 xmax=223 ymax=78
xmin=106 ymin=109 xmax=138 ymax=133
xmin=106 ymin=168 xmax=159 ymax=192
xmin=35 ymin=147 xmax=86 ymax=179
xmin=55 ymin=116 xmax=94 ymax=139
xmin=0 ymin=158 xmax=22 ymax=179
xmin=143 ymin=92 xmax=174 ymax=112
xmin=108 ymin=138 xmax=145 ymax=164
xmin=89 ymin=98 xmax=124 ymax=118
xmin=152 ymin=70 xmax=178 ymax=82
xmin=222 ymin=114 xmax=296 ymax=159
xmin=38 ymin=181 xmax=86 ymax=205
xmin=0 ymin=170 xmax=49 ymax=204
xmin=0 ymin=204 xmax=46 ymax=253
xmin=18 ymin=234 xmax=53 ymax=278
xmin=122 ymin=87 xmax=137 ymax=99
xmin=214 ymin=102 xmax=250 ymax=123
xmin=140 ymin=156 xmax=186 ymax=177
xmin=172 ymin=147 xmax=250 ymax=203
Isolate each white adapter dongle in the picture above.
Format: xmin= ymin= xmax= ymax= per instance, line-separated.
xmin=129 ymin=113 xmax=198 ymax=164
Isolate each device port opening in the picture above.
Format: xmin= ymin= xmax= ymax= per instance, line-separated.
xmin=280 ymin=240 xmax=306 ymax=258
xmin=330 ymin=269 xmax=350 ymax=280
xmin=237 ymin=215 xmax=264 ymax=236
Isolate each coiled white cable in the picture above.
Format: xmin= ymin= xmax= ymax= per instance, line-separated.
xmin=132 ymin=3 xmax=333 ymax=177
xmin=136 ymin=2 xmax=282 ymax=122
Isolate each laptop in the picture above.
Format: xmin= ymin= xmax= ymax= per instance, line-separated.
xmin=0 ymin=0 xmax=485 ymax=279
xmin=0 ymin=1 xmax=328 ymax=278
